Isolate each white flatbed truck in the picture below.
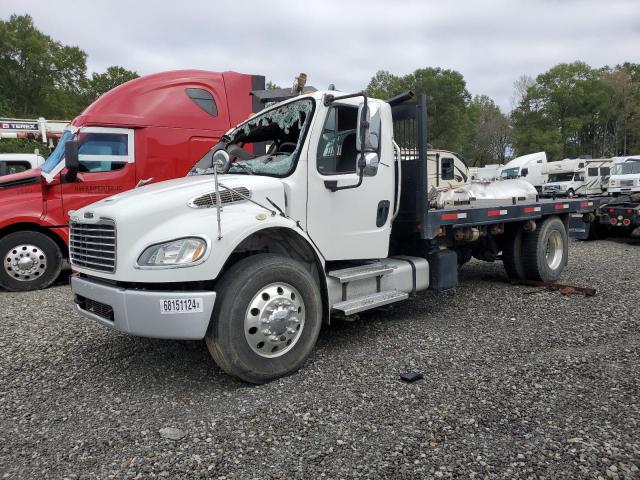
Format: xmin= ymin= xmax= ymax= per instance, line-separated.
xmin=68 ymin=91 xmax=608 ymax=383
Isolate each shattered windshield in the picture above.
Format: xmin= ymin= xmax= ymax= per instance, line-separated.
xmin=189 ymin=98 xmax=314 ymax=178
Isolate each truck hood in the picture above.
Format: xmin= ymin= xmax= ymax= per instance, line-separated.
xmin=73 ymin=174 xmax=285 ymax=222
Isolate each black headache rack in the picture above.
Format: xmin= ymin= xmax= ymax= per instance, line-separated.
xmin=390 ymin=94 xmax=610 ymax=240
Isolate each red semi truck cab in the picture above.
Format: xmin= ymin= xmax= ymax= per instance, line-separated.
xmin=0 ymin=70 xmax=264 ymax=291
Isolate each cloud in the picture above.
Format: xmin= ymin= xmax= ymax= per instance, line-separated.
xmin=1 ymin=0 xmax=639 ymax=111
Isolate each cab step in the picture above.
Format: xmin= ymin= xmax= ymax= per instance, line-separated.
xmin=332 ymin=290 xmax=408 ymax=316
xmin=327 ymin=263 xmax=395 ymax=283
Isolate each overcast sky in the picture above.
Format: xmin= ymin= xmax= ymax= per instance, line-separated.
xmin=2 ymin=0 xmax=639 ymax=111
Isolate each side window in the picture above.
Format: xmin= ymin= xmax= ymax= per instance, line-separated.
xmin=441 ymin=157 xmax=454 ymax=180
xmin=317 ymin=105 xmax=359 ymax=175
xmin=587 ymin=167 xmax=598 ymax=176
xmin=77 ymin=131 xmax=130 ymax=173
xmin=521 ymin=167 xmax=529 ymax=177
xmin=600 ymin=167 xmax=610 ymax=176
xmin=1 ymin=161 xmax=31 ymax=175
xmin=186 ymin=88 xmax=217 ymax=117
xmin=575 ymin=172 xmax=585 ymax=181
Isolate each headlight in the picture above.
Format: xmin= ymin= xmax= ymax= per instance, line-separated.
xmin=137 ymin=237 xmax=207 ymax=267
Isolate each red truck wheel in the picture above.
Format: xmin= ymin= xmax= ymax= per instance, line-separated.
xmin=0 ymin=231 xmax=63 ymax=291
xmin=522 ymin=216 xmax=568 ymax=282
xmin=205 ymin=253 xmax=322 ymax=384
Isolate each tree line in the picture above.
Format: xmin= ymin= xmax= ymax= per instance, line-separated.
xmin=0 ymin=14 xmax=138 ymax=120
xmin=2 ymin=14 xmax=639 ymax=165
xmin=366 ymin=62 xmax=640 ymax=165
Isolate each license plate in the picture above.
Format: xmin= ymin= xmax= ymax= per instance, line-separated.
xmin=160 ymin=298 xmax=204 ymax=314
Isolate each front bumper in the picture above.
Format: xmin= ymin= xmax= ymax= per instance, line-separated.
xmin=71 ymin=275 xmax=216 ymax=340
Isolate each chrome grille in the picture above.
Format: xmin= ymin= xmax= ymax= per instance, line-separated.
xmin=69 ymin=220 xmax=116 ymax=273
xmin=620 ymin=180 xmax=634 ymax=187
xmin=189 ymin=187 xmax=251 ymax=209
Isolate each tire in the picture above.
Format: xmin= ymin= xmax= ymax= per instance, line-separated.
xmin=502 ymin=224 xmax=526 ymax=280
xmin=0 ymin=231 xmax=63 ymax=291
xmin=205 ymin=254 xmax=323 ymax=384
xmin=567 ymin=189 xmax=575 ymax=198
xmin=522 ymin=216 xmax=568 ymax=282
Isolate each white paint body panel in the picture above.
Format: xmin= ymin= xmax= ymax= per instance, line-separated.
xmin=70 ymin=174 xmax=313 ymax=283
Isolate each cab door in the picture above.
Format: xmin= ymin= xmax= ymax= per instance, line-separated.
xmin=306 ymin=102 xmax=394 ymax=260
xmin=60 ymin=127 xmax=136 ymax=220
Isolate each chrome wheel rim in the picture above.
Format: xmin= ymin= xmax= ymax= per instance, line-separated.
xmin=545 ymin=230 xmax=563 ymax=270
xmin=4 ymin=244 xmax=47 ymax=282
xmin=244 ymin=282 xmax=305 ymax=358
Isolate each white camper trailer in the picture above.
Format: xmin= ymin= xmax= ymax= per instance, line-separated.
xmin=500 ymin=152 xmax=547 ymax=192
xmin=542 ymin=158 xmax=612 ymax=197
xmin=609 ymin=155 xmax=640 ymax=195
xmin=469 ymin=164 xmax=503 ymax=182
xmin=398 ymin=148 xmax=469 ymax=192
xmin=582 ymin=158 xmax=612 ymax=195
xmin=542 ymin=159 xmax=585 ymax=197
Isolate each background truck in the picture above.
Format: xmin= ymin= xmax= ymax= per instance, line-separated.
xmin=469 ymin=163 xmax=503 ymax=181
xmin=0 ymin=153 xmax=45 ymax=176
xmin=608 ymin=155 xmax=640 ymax=195
xmin=0 ymin=70 xmax=264 ymax=291
xmin=542 ymin=158 xmax=586 ymax=197
xmin=68 ymin=90 xmax=607 ymax=384
xmin=542 ymin=157 xmax=612 ymax=198
xmin=500 ymin=151 xmax=548 ymax=192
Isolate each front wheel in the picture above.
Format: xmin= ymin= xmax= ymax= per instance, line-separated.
xmin=0 ymin=231 xmax=63 ymax=291
xmin=567 ymin=189 xmax=575 ymax=198
xmin=206 ymin=254 xmax=323 ymax=384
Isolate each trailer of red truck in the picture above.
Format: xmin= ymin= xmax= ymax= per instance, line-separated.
xmin=0 ymin=70 xmax=264 ymax=291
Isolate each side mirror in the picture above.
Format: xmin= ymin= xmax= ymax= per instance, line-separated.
xmin=356 ymin=101 xmax=381 ymax=152
xmin=362 ymin=152 xmax=379 ymax=177
xmin=64 ymin=140 xmax=80 ymax=182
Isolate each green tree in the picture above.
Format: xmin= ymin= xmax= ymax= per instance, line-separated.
xmin=85 ymin=66 xmax=139 ymax=102
xmin=0 ymin=14 xmax=87 ymax=118
xmin=366 ymin=68 xmax=471 ymax=152
xmin=463 ymin=95 xmax=510 ymax=166
xmin=511 ymin=61 xmax=605 ymax=159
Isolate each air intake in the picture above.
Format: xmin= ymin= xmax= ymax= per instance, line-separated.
xmin=188 ymin=187 xmax=251 ymax=209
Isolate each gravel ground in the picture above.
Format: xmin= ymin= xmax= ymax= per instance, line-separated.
xmin=1 ymin=238 xmax=639 ymax=479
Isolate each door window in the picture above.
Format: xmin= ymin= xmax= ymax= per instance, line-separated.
xmin=317 ymin=105 xmax=359 ymax=175
xmin=600 ymin=167 xmax=610 ymax=176
xmin=0 ymin=161 xmax=31 ymax=175
xmin=574 ymin=172 xmax=585 ymax=181
xmin=78 ymin=132 xmax=129 ymax=172
xmin=441 ymin=157 xmax=454 ymax=180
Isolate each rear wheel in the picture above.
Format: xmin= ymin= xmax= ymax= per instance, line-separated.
xmin=0 ymin=231 xmax=63 ymax=291
xmin=206 ymin=254 xmax=322 ymax=384
xmin=502 ymin=224 xmax=526 ymax=280
xmin=522 ymin=216 xmax=568 ymax=282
